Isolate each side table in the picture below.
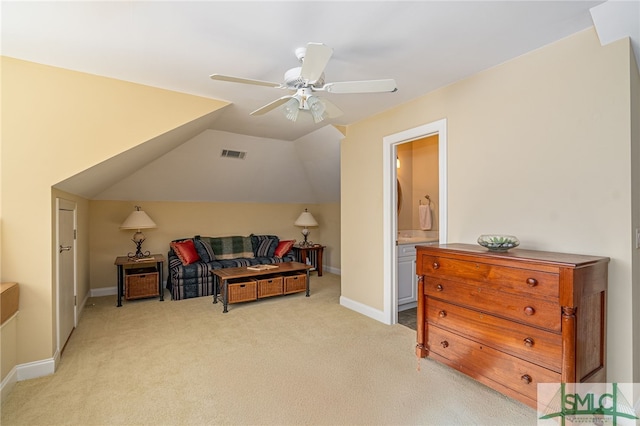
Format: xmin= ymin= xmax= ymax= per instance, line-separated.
xmin=292 ymin=244 xmax=325 ymax=276
xmin=114 ymin=254 xmax=165 ymax=307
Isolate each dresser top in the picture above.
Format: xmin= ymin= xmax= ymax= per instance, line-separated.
xmin=415 ymin=243 xmax=609 ymax=267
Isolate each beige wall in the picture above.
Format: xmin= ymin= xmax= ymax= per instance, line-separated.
xmin=342 ymin=28 xmax=638 ymax=382
xmin=1 ymin=57 xmax=228 ymax=367
xmin=89 ymin=200 xmax=340 ymax=290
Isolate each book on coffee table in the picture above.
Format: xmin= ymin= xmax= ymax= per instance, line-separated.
xmin=246 ymin=264 xmax=279 ymax=271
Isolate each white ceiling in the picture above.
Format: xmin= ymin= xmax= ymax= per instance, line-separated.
xmin=4 ymin=1 xmax=638 ymax=204
xmin=5 ymin=0 xmax=630 ymax=142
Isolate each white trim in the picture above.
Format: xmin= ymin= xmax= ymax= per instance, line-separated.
xmin=399 ymin=301 xmax=418 ymax=311
xmin=78 ymin=291 xmax=90 ymax=317
xmin=339 ymin=296 xmax=386 ymax=323
xmin=90 ymin=286 xmax=117 ymax=297
xmin=1 ymin=366 xmax=17 ymax=402
xmin=16 ymin=357 xmax=56 ymax=381
xmin=0 ymin=312 xmax=19 ymax=401
xmin=382 ymin=119 xmax=448 ymax=326
xmin=323 ymin=266 xmax=341 ymax=275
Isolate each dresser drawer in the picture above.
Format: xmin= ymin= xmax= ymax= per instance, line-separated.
xmin=425 ymin=277 xmax=561 ymax=331
xmin=426 ymin=298 xmax=562 ymax=372
xmin=427 ymin=325 xmax=560 ymax=402
xmin=419 ymin=254 xmax=559 ymax=299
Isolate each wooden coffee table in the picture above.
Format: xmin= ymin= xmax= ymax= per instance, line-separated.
xmin=211 ymin=262 xmax=312 ymax=313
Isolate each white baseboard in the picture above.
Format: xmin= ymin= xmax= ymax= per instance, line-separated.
xmin=1 ymin=366 xmax=17 ymax=402
xmin=323 ymin=266 xmax=341 ymax=275
xmin=78 ymin=291 xmax=90 ymax=315
xmin=16 ymin=357 xmax=56 ymax=381
xmin=339 ymin=295 xmax=387 ymax=323
xmin=399 ymin=301 xmax=417 ymax=311
xmin=90 ymin=286 xmax=117 ymax=297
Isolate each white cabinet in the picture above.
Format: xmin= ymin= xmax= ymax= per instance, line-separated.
xmin=397 ymin=244 xmax=417 ymax=310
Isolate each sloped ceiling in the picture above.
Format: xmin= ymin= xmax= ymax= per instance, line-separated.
xmin=54 ymin=110 xmax=227 ymax=199
xmin=91 ymin=126 xmax=343 ymax=203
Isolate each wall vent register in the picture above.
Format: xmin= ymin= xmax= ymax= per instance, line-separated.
xmin=221 ymin=149 xmax=247 ymax=159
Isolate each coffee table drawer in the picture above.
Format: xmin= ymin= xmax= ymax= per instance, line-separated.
xmin=284 ymin=274 xmax=306 ymax=294
xmin=228 ymin=279 xmax=257 ymax=303
xmin=258 ymin=276 xmax=283 ymax=298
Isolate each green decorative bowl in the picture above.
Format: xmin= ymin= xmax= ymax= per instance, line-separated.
xmin=477 ymin=234 xmax=519 ymax=252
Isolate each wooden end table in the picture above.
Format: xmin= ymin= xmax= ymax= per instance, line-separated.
xmin=292 ymin=244 xmax=325 ymax=276
xmin=114 ymin=254 xmax=165 ymax=307
xmin=211 ymin=262 xmax=311 ymax=313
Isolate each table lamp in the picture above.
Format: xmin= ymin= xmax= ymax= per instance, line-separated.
xmin=294 ymin=208 xmax=318 ymax=247
xmin=120 ymin=206 xmax=156 ymax=259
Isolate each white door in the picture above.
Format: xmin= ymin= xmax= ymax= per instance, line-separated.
xmin=57 ymin=199 xmax=76 ymax=353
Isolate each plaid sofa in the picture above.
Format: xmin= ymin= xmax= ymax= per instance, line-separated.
xmin=167 ymin=234 xmax=295 ymax=300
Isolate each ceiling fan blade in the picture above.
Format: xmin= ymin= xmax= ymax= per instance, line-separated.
xmin=250 ymin=96 xmax=294 ymax=116
xmin=323 ymin=79 xmax=397 ymax=94
xmin=300 ymin=43 xmax=333 ymax=83
xmin=319 ymin=98 xmax=343 ymax=119
xmin=210 ymin=74 xmax=281 ymax=88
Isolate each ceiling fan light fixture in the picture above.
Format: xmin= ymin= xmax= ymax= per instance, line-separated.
xmin=211 ymin=42 xmax=395 ymax=124
xmin=307 ymin=96 xmax=326 ymax=123
xmin=283 ymin=97 xmax=299 ymax=122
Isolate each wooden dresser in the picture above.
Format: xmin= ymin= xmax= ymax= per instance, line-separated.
xmin=415 ymin=243 xmax=609 ymax=409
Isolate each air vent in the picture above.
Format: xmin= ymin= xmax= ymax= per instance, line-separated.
xmin=221 ymin=149 xmax=247 ymax=160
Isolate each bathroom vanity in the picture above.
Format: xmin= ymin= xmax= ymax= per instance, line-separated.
xmin=397 ymin=231 xmax=438 ymax=311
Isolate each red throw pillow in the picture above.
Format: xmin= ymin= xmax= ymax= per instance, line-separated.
xmin=171 ymin=240 xmax=201 ymax=265
xmin=274 ymin=240 xmax=295 ymax=258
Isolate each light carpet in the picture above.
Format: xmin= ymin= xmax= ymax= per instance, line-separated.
xmin=1 ymin=273 xmax=537 ymax=425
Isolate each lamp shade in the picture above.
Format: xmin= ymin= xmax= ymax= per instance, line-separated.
xmin=120 ymin=207 xmax=156 ymax=230
xmin=294 ymin=209 xmax=318 ymax=227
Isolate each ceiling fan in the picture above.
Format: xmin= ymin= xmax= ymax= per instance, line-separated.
xmin=210 ymin=42 xmax=397 ymax=123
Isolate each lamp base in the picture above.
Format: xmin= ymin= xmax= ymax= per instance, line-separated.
xmin=128 ymin=237 xmax=151 ymax=259
xmin=299 ymin=231 xmax=313 ymax=247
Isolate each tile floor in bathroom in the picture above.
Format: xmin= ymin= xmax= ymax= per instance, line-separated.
xmin=398 ymin=307 xmax=417 ymax=330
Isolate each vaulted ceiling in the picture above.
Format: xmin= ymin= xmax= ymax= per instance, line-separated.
xmin=3 ymin=1 xmax=637 ymax=203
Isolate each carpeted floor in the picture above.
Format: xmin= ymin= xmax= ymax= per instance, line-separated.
xmin=1 ymin=273 xmax=537 ymax=425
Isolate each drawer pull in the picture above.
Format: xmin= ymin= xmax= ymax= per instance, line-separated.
xmin=523 ymin=337 xmax=534 ymax=347
xmin=438 ymin=310 xmax=447 ymax=318
xmin=521 ymin=374 xmax=532 ymax=385
xmin=436 ymin=284 xmax=443 ymax=292
xmin=432 ymin=262 xmax=440 ymax=270
xmin=526 ymin=278 xmax=538 ymax=287
xmin=440 ymin=340 xmax=449 ymax=348
xmin=524 ymin=306 xmax=535 ymax=316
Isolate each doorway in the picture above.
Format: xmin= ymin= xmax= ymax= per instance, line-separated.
xmin=382 ymin=119 xmax=447 ymax=325
xmin=56 ymin=198 xmax=77 ymax=356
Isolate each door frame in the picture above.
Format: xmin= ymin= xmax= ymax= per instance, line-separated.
xmin=382 ymin=119 xmax=448 ymax=325
xmin=56 ymin=198 xmax=77 ymax=356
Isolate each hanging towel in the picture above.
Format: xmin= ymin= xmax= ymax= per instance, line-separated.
xmin=419 ymin=204 xmax=432 ymax=230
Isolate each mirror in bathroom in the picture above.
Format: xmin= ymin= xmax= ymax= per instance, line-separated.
xmin=397 ymin=179 xmax=402 ymax=214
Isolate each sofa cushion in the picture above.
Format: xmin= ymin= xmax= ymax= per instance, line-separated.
xmin=170 ymin=240 xmax=201 ymax=265
xmin=251 ymin=234 xmax=279 ymax=257
xmin=274 ymin=240 xmax=295 ymax=258
xmin=193 ymin=237 xmax=216 ymax=262
xmin=208 ymin=236 xmax=255 ymax=260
